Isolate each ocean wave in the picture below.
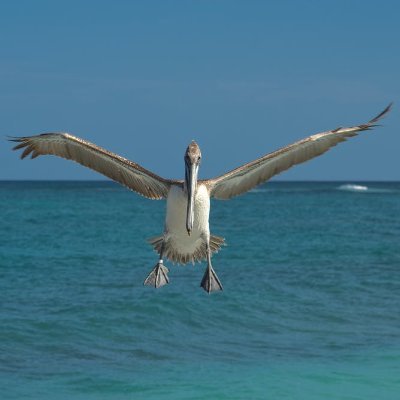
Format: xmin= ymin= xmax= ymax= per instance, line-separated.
xmin=248 ymin=184 xmax=398 ymax=194
xmin=337 ymin=184 xmax=396 ymax=194
xmin=337 ymin=184 xmax=369 ymax=192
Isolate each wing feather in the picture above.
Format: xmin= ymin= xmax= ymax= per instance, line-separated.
xmin=204 ymin=104 xmax=392 ymax=199
xmin=10 ymin=133 xmax=179 ymax=199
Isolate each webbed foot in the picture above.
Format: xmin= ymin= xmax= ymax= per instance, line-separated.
xmin=200 ymin=265 xmax=223 ymax=293
xmin=143 ymin=262 xmax=169 ymax=288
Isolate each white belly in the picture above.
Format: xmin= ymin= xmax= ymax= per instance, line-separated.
xmin=164 ymin=183 xmax=210 ymax=258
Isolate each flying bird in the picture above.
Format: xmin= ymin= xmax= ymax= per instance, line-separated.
xmin=10 ymin=104 xmax=391 ymax=293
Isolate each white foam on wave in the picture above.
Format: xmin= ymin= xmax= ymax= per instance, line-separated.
xmin=248 ymin=184 xmax=397 ymax=194
xmin=337 ymin=184 xmax=397 ymax=194
xmin=338 ymin=184 xmax=369 ymax=192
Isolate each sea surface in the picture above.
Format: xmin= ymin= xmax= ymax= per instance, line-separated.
xmin=1 ymin=181 xmax=399 ymax=399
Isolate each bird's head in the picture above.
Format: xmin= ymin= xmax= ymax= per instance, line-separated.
xmin=184 ymin=141 xmax=201 ymax=236
xmin=185 ymin=141 xmax=201 ymax=167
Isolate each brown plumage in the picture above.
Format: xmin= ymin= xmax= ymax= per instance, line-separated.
xmin=10 ymin=104 xmax=392 ymax=292
xmin=203 ymin=103 xmax=392 ymax=199
xmin=11 ymin=133 xmax=180 ymax=199
xmin=11 ymin=104 xmax=391 ymax=200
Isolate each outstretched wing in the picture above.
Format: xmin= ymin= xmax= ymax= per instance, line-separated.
xmin=11 ymin=133 xmax=179 ymax=199
xmin=204 ymin=104 xmax=392 ymax=200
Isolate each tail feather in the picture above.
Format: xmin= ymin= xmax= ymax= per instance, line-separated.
xmin=148 ymin=235 xmax=164 ymax=254
xmin=209 ymin=234 xmax=225 ymax=253
xmin=147 ymin=234 xmax=226 ymax=264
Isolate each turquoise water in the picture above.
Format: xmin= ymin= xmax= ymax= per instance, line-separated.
xmin=1 ymin=181 xmax=399 ymax=399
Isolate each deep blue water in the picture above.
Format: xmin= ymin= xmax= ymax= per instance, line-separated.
xmin=1 ymin=181 xmax=400 ymax=399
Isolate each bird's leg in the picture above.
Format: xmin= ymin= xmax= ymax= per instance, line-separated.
xmin=200 ymin=240 xmax=223 ymax=293
xmin=143 ymin=242 xmax=169 ymax=288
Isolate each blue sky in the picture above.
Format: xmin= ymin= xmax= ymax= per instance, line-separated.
xmin=1 ymin=0 xmax=399 ymax=181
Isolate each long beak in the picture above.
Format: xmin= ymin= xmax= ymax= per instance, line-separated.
xmin=185 ymin=161 xmax=198 ymax=236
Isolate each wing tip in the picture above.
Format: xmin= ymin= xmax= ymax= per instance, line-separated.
xmin=8 ymin=136 xmax=36 ymax=159
xmin=348 ymin=103 xmax=393 ymax=134
xmin=9 ymin=133 xmax=67 ymax=159
xmin=9 ymin=138 xmax=27 ymax=152
xmin=368 ymin=102 xmax=393 ymax=124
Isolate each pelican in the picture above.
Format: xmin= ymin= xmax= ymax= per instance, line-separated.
xmin=10 ymin=104 xmax=391 ymax=293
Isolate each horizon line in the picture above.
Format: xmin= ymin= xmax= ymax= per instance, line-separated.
xmin=1 ymin=179 xmax=399 ymax=183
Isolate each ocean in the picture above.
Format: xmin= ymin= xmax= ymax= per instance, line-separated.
xmin=1 ymin=181 xmax=399 ymax=399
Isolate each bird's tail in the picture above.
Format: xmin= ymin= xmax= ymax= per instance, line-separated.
xmin=147 ymin=234 xmax=225 ymax=264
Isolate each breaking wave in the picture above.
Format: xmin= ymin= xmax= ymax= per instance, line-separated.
xmin=337 ymin=184 xmax=369 ymax=192
xmin=337 ymin=184 xmax=397 ymax=194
